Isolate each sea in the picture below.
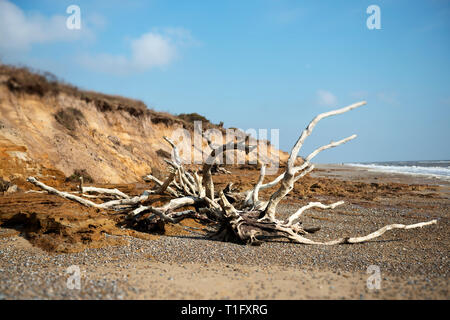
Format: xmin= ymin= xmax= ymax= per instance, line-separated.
xmin=345 ymin=160 xmax=450 ymax=180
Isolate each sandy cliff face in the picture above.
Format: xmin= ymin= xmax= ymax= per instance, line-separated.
xmin=0 ymin=66 xmax=285 ymax=184
xmin=1 ymin=87 xmax=169 ymax=183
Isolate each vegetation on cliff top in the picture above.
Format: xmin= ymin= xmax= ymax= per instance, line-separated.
xmin=0 ymin=63 xmax=223 ymax=131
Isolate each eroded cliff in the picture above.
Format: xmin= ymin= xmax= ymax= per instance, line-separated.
xmin=0 ymin=64 xmax=284 ymax=185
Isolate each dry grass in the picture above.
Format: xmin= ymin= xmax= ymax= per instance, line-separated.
xmin=0 ymin=64 xmax=148 ymax=117
xmin=54 ymin=108 xmax=85 ymax=131
xmin=0 ymin=63 xmax=225 ymax=131
xmin=178 ymin=112 xmax=210 ymax=124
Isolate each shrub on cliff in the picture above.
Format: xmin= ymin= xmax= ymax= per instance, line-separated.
xmin=54 ymin=108 xmax=85 ymax=131
xmin=65 ymin=169 xmax=94 ymax=183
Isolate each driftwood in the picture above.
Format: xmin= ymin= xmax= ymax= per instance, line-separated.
xmin=27 ymin=101 xmax=437 ymax=245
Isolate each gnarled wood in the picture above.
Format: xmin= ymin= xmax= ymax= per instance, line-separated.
xmin=27 ymin=100 xmax=438 ymax=247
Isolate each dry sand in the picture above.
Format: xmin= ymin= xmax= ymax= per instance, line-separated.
xmin=0 ymin=164 xmax=448 ymax=300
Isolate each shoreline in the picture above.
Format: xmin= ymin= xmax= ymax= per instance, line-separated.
xmin=314 ymin=163 xmax=450 ymax=187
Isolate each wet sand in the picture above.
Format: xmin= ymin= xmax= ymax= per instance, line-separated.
xmin=0 ymin=165 xmax=448 ymax=300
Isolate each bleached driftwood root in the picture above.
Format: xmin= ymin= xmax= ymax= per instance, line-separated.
xmin=80 ymin=186 xmax=130 ymax=199
xmin=27 ymin=177 xmax=104 ymax=208
xmin=27 ymin=101 xmax=438 ymax=245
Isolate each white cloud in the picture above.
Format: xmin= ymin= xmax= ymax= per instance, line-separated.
xmin=131 ymin=32 xmax=176 ymax=69
xmin=317 ymin=90 xmax=338 ymax=107
xmin=79 ymin=28 xmax=194 ymax=74
xmin=0 ymin=0 xmax=94 ymax=52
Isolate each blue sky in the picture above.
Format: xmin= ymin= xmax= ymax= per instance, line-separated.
xmin=1 ymin=0 xmax=449 ymax=163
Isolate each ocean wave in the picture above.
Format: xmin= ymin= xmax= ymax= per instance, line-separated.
xmin=346 ymin=163 xmax=450 ymax=179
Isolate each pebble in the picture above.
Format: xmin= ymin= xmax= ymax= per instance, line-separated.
xmin=0 ymin=200 xmax=447 ymax=299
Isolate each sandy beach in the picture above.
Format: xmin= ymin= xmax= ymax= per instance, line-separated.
xmin=0 ymin=164 xmax=448 ymax=300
